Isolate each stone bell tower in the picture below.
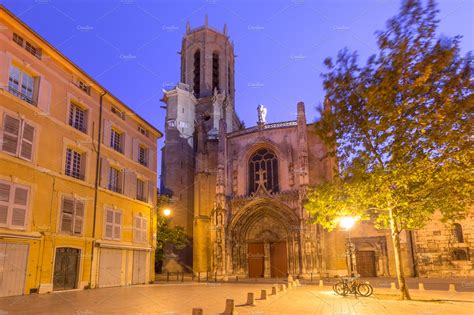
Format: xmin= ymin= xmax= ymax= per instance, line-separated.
xmin=161 ymin=17 xmax=241 ymax=273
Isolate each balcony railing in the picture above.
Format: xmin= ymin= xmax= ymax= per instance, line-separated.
xmin=7 ymin=86 xmax=36 ymax=105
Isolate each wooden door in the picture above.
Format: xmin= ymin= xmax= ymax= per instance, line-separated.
xmin=270 ymin=241 xmax=288 ymax=278
xmin=132 ymin=251 xmax=147 ymax=284
xmin=356 ymin=251 xmax=376 ymax=277
xmin=53 ymin=248 xmax=80 ymax=291
xmin=0 ymin=243 xmax=29 ymax=297
xmin=98 ymin=248 xmax=122 ymax=287
xmin=248 ymin=243 xmax=264 ymax=278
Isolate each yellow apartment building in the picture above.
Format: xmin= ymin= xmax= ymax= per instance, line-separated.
xmin=0 ymin=6 xmax=161 ymax=297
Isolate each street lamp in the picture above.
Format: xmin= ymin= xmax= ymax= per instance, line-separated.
xmin=163 ymin=208 xmax=171 ymax=217
xmin=339 ymin=216 xmax=358 ymax=277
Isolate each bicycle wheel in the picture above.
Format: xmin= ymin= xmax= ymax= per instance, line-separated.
xmin=357 ymin=283 xmax=373 ymax=297
xmin=334 ymin=282 xmax=348 ymax=296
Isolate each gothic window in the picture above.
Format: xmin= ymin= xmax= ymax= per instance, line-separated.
xmin=453 ymin=223 xmax=464 ymax=243
xmin=248 ymin=148 xmax=279 ymax=194
xmin=193 ymin=50 xmax=200 ymax=97
xmin=212 ymin=52 xmax=219 ymax=93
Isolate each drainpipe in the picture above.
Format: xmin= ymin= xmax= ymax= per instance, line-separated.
xmin=90 ymin=91 xmax=107 ymax=287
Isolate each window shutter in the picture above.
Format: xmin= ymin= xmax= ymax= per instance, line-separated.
xmin=132 ymin=138 xmax=138 ymax=162
xmin=99 ymin=158 xmax=110 ymax=188
xmin=32 ymin=76 xmax=40 ymax=106
xmin=142 ymin=218 xmax=147 ymax=242
xmin=133 ymin=216 xmax=140 ymax=243
xmin=37 ymin=76 xmax=51 ymax=112
xmin=61 ymin=197 xmax=74 ymax=233
xmin=0 ymin=51 xmax=12 ymax=88
xmin=0 ymin=183 xmax=11 ymax=225
xmin=79 ymin=152 xmax=86 ymax=180
xmin=19 ymin=121 xmax=35 ymax=161
xmin=11 ymin=186 xmax=28 ymax=227
xmin=2 ymin=115 xmax=20 ymax=155
xmin=103 ymin=120 xmax=112 ymax=145
xmin=124 ymin=170 xmax=137 ymax=198
xmin=114 ymin=212 xmax=121 ymax=239
xmin=74 ymin=200 xmax=84 ymax=235
xmin=124 ymin=133 xmax=131 ymax=158
xmin=148 ymin=148 xmax=154 ymax=169
xmin=147 ymin=182 xmax=155 ymax=205
xmin=105 ymin=209 xmax=114 ymax=239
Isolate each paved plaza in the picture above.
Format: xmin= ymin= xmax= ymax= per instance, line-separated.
xmin=0 ymin=283 xmax=473 ymax=315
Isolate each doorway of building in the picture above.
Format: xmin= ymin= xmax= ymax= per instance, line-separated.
xmin=248 ymin=243 xmax=264 ymax=278
xmin=356 ymin=250 xmax=376 ymax=277
xmin=53 ymin=248 xmax=80 ymax=290
xmin=270 ymin=241 xmax=287 ymax=277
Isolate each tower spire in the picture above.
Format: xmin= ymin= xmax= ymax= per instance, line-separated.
xmin=204 ymin=14 xmax=208 ymax=27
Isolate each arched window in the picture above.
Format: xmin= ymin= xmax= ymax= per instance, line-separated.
xmin=248 ymin=148 xmax=279 ymax=194
xmin=453 ymin=223 xmax=464 ymax=243
xmin=212 ymin=52 xmax=219 ymax=93
xmin=452 ymin=249 xmax=468 ymax=261
xmin=193 ymin=50 xmax=201 ymax=97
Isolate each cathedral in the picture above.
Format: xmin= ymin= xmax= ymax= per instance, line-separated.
xmin=161 ymin=20 xmax=473 ymax=279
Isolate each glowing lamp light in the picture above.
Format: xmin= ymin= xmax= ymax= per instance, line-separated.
xmin=339 ymin=216 xmax=357 ymax=230
xmin=163 ymin=209 xmax=171 ymax=217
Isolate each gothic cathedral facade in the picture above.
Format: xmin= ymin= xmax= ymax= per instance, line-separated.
xmin=161 ymin=21 xmax=473 ymax=279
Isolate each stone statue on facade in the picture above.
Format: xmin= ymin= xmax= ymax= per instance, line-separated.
xmin=257 ymin=104 xmax=267 ymax=125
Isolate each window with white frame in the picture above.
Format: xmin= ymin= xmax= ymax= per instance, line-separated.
xmin=110 ymin=129 xmax=123 ymax=153
xmin=13 ymin=33 xmax=23 ymax=46
xmin=1 ymin=114 xmax=35 ymax=161
xmin=60 ymin=196 xmax=84 ymax=236
xmin=0 ymin=180 xmax=29 ymax=229
xmin=108 ymin=167 xmax=122 ymax=193
xmin=12 ymin=33 xmax=41 ymax=59
xmin=134 ymin=215 xmax=147 ymax=243
xmin=69 ymin=103 xmax=88 ymax=133
xmin=77 ymin=80 xmax=90 ymax=95
xmin=111 ymin=106 xmax=125 ymax=120
xmin=136 ymin=178 xmax=145 ymax=201
xmin=104 ymin=208 xmax=121 ymax=240
xmin=138 ymin=145 xmax=147 ymax=166
xmin=8 ymin=65 xmax=36 ymax=105
xmin=65 ymin=148 xmax=85 ymax=180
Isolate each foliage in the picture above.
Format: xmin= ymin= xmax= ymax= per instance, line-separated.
xmin=155 ymin=195 xmax=189 ymax=271
xmin=306 ymin=0 xmax=473 ymax=300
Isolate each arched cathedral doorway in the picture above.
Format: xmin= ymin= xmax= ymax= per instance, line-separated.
xmin=228 ymin=198 xmax=300 ymax=278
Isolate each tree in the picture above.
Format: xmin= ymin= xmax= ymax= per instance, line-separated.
xmin=306 ymin=0 xmax=473 ymax=300
xmin=155 ymin=195 xmax=189 ymax=273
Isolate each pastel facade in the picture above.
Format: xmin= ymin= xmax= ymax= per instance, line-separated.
xmin=0 ymin=6 xmax=161 ymax=297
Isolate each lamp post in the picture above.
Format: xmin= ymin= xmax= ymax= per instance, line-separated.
xmin=163 ymin=208 xmax=171 ymax=217
xmin=339 ymin=216 xmax=357 ymax=276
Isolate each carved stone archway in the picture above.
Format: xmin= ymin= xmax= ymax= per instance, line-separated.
xmin=226 ymin=198 xmax=300 ymax=278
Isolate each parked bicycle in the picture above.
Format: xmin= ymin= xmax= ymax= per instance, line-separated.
xmin=333 ymin=275 xmax=373 ymax=297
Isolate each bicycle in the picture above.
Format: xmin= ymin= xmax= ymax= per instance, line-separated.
xmin=333 ymin=275 xmax=373 ymax=297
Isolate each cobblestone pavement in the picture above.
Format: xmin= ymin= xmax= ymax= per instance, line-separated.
xmin=0 ymin=283 xmax=473 ymax=315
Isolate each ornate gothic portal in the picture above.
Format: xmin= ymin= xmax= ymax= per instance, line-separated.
xmin=227 ymin=199 xmax=301 ymax=278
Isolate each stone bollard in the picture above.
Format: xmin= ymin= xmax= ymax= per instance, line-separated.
xmin=192 ymin=308 xmax=203 ymax=315
xmin=418 ymin=283 xmax=425 ymax=291
xmin=271 ymin=285 xmax=279 ymax=295
xmin=296 ymin=279 xmax=301 ymax=286
xmin=281 ymin=284 xmax=287 ymax=292
xmin=259 ymin=289 xmax=268 ymax=300
xmin=319 ymin=279 xmax=324 ymax=287
xmin=449 ymin=284 xmax=456 ymax=292
xmin=246 ymin=292 xmax=256 ymax=306
xmin=223 ymin=299 xmax=235 ymax=315
xmin=288 ymin=274 xmax=294 ymax=283
xmin=292 ymin=280 xmax=297 ymax=288
xmin=390 ymin=282 xmax=397 ymax=290
xmin=287 ymin=282 xmax=293 ymax=289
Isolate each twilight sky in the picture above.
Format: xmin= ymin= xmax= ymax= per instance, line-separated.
xmin=2 ymin=0 xmax=473 ymax=175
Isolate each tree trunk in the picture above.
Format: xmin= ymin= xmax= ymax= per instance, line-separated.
xmin=389 ymin=208 xmax=411 ymax=300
